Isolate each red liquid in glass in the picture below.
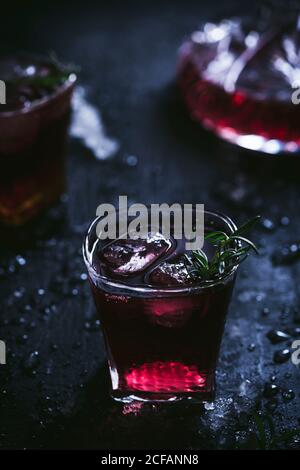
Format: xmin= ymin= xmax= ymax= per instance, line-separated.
xmin=88 ymin=225 xmax=235 ymax=402
xmin=177 ymin=16 xmax=300 ymax=153
xmin=0 ymin=56 xmax=75 ymax=225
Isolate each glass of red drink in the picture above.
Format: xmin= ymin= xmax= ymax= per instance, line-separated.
xmin=177 ymin=6 xmax=300 ymax=154
xmin=0 ymin=54 xmax=76 ymax=225
xmin=83 ymin=209 xmax=238 ymax=403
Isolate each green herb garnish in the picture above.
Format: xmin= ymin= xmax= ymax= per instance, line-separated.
xmin=11 ymin=51 xmax=79 ymax=91
xmin=184 ymin=215 xmax=261 ymax=281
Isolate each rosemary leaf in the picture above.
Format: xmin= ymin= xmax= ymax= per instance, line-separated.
xmin=185 ymin=215 xmax=260 ymax=281
xmin=233 ymin=215 xmax=261 ymax=236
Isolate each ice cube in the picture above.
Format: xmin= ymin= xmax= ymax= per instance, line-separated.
xmin=149 ymin=261 xmax=192 ymax=286
xmin=145 ymin=261 xmax=198 ymax=327
xmin=101 ymin=232 xmax=171 ymax=275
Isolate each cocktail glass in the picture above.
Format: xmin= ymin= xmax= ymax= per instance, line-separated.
xmin=83 ymin=209 xmax=238 ymax=403
xmin=0 ymin=54 xmax=76 ymax=225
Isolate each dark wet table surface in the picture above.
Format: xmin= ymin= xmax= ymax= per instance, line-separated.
xmin=0 ymin=0 xmax=300 ymax=449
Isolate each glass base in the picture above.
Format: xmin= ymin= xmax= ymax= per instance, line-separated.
xmin=111 ymin=391 xmax=215 ymax=404
xmin=110 ymin=377 xmax=215 ymax=404
xmin=202 ymin=120 xmax=300 ymax=155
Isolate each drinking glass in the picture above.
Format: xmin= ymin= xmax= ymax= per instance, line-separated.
xmin=83 ymin=209 xmax=238 ymax=403
xmin=0 ymin=54 xmax=76 ymax=225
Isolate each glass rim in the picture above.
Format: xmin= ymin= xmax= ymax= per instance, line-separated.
xmin=83 ymin=209 xmax=239 ymax=295
xmin=0 ymin=53 xmax=77 ymax=119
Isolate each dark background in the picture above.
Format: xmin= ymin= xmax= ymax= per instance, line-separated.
xmin=0 ymin=0 xmax=300 ymax=449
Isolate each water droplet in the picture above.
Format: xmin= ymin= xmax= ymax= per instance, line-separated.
xmin=8 ymin=264 xmax=17 ymax=274
xmin=84 ymin=319 xmax=101 ymax=331
xmin=13 ymin=288 xmax=25 ymax=299
xmin=79 ymin=272 xmax=88 ymax=282
xmin=50 ymin=303 xmax=57 ymax=313
xmin=280 ymin=216 xmax=290 ymax=227
xmin=16 ymin=316 xmax=27 ymax=326
xmin=267 ymin=329 xmax=291 ymax=344
xmin=262 ymin=307 xmax=270 ymax=316
xmin=27 ymin=321 xmax=36 ymax=330
xmin=282 ymin=389 xmax=295 ymax=401
xmin=17 ymin=334 xmax=29 ymax=344
xmin=263 ymin=383 xmax=279 ymax=398
xmin=288 ymin=327 xmax=300 ymax=336
xmin=272 ymin=243 xmax=300 ymax=265
xmin=15 ymin=255 xmax=26 ymax=266
xmin=37 ymin=288 xmax=45 ymax=296
xmin=42 ymin=306 xmax=51 ymax=316
xmin=126 ymin=155 xmax=138 ymax=167
xmin=261 ymin=218 xmax=275 ymax=232
xmin=45 ymin=367 xmax=52 ymax=376
xmin=23 ymin=351 xmax=40 ymax=373
xmin=248 ymin=343 xmax=256 ymax=352
xmin=274 ymin=348 xmax=290 ymax=364
xmin=204 ymin=402 xmax=215 ymax=410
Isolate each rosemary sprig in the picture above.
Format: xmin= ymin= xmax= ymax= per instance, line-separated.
xmin=184 ymin=215 xmax=261 ymax=281
xmin=10 ymin=52 xmax=79 ymax=91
